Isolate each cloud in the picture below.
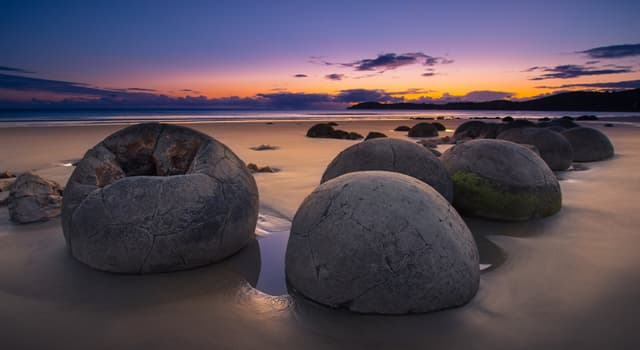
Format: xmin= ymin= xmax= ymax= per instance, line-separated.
xmin=313 ymin=52 xmax=453 ymax=74
xmin=579 ymin=43 xmax=640 ymax=59
xmin=293 ymin=74 xmax=308 ymax=78
xmin=325 ymin=73 xmax=345 ymax=81
xmin=526 ymin=64 xmax=633 ymax=80
xmin=422 ymin=72 xmax=436 ymax=77
xmin=333 ymin=89 xmax=399 ymax=103
xmin=418 ymin=90 xmax=513 ymax=103
xmin=126 ymin=87 xmax=157 ymax=92
xmin=535 ymin=80 xmax=640 ymax=90
xmin=0 ymin=66 xmax=35 ymax=74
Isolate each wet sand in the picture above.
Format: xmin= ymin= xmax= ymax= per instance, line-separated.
xmin=1 ymin=119 xmax=639 ymax=349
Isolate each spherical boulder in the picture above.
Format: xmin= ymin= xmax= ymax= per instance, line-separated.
xmin=321 ymin=138 xmax=453 ymax=202
xmin=561 ymin=127 xmax=614 ymax=162
xmin=62 ymin=123 xmax=259 ymax=273
xmin=408 ymin=123 xmax=439 ymax=137
xmin=285 ymin=171 xmax=479 ymax=314
xmin=441 ymin=139 xmax=562 ymax=221
xmin=497 ymin=127 xmax=573 ymax=170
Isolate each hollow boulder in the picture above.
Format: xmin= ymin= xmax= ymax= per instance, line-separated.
xmin=62 ymin=123 xmax=259 ymax=273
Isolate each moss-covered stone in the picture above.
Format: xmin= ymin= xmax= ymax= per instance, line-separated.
xmin=451 ymin=171 xmax=561 ymax=220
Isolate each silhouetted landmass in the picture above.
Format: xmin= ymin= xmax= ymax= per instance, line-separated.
xmin=348 ymin=89 xmax=640 ymax=112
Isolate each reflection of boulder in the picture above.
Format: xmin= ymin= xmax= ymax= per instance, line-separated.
xmin=441 ymin=139 xmax=562 ymax=221
xmin=321 ymin=138 xmax=453 ymax=202
xmin=497 ymin=127 xmax=573 ymax=170
xmin=561 ymin=127 xmax=614 ymax=162
xmin=8 ymin=172 xmax=63 ymax=224
xmin=408 ymin=123 xmax=439 ymax=137
xmin=306 ymin=123 xmax=363 ymax=140
xmin=62 ymin=123 xmax=259 ymax=273
xmin=286 ymin=171 xmax=479 ymax=314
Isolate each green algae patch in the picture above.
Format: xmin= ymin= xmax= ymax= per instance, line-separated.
xmin=451 ymin=171 xmax=561 ymax=221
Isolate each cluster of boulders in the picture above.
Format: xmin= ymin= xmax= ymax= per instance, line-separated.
xmin=306 ymin=123 xmax=363 ymax=140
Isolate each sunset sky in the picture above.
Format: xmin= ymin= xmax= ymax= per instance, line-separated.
xmin=1 ymin=0 xmax=639 ymax=109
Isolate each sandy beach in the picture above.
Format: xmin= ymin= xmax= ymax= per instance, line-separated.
xmin=1 ymin=118 xmax=639 ymax=349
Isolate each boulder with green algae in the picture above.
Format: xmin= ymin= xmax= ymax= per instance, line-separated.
xmin=441 ymin=139 xmax=561 ymax=221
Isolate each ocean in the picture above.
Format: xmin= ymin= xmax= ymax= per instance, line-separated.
xmin=0 ymin=108 xmax=638 ymax=127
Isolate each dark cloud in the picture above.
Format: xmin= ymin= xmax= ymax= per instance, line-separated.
xmin=293 ymin=74 xmax=308 ymax=78
xmin=126 ymin=87 xmax=157 ymax=92
xmin=535 ymin=80 xmax=640 ymax=89
xmin=585 ymin=60 xmax=600 ymax=65
xmin=325 ymin=73 xmax=345 ymax=81
xmin=333 ymin=89 xmax=399 ymax=103
xmin=255 ymin=92 xmax=335 ymax=109
xmin=0 ymin=66 xmax=35 ymax=74
xmin=422 ymin=72 xmax=436 ymax=77
xmin=0 ymin=73 xmax=119 ymax=96
xmin=313 ymin=52 xmax=453 ymax=74
xmin=579 ymin=44 xmax=640 ymax=59
xmin=419 ymin=90 xmax=513 ymax=103
xmin=527 ymin=64 xmax=633 ymax=80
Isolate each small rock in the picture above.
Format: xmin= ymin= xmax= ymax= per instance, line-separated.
xmin=394 ymin=125 xmax=411 ymax=131
xmin=250 ymin=144 xmax=278 ymax=151
xmin=0 ymin=170 xmax=15 ymax=179
xmin=408 ymin=122 xmax=439 ymax=137
xmin=432 ymin=122 xmax=446 ymax=131
xmin=306 ymin=123 xmax=363 ymax=140
xmin=364 ymin=131 xmax=387 ymax=140
xmin=247 ymin=163 xmax=277 ymax=173
xmin=502 ymin=116 xmax=514 ymax=122
xmin=439 ymin=136 xmax=452 ymax=144
xmin=8 ymin=172 xmax=64 ymax=224
xmin=604 ymin=123 xmax=614 ymax=127
xmin=576 ymin=115 xmax=598 ymax=121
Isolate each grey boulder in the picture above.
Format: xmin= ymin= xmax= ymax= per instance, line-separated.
xmin=408 ymin=123 xmax=439 ymax=137
xmin=62 ymin=123 xmax=259 ymax=273
xmin=561 ymin=127 xmax=614 ymax=162
xmin=285 ymin=171 xmax=479 ymax=314
xmin=497 ymin=127 xmax=573 ymax=170
xmin=8 ymin=172 xmax=63 ymax=224
xmin=441 ymin=139 xmax=562 ymax=221
xmin=321 ymin=138 xmax=453 ymax=202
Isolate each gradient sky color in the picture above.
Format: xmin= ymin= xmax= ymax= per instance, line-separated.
xmin=1 ymin=0 xmax=639 ymax=108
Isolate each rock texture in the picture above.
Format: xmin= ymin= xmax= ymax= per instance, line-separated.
xmin=408 ymin=123 xmax=439 ymax=137
xmin=285 ymin=171 xmax=479 ymax=314
xmin=8 ymin=172 xmax=63 ymax=224
xmin=561 ymin=127 xmax=614 ymax=162
xmin=497 ymin=127 xmax=573 ymax=170
xmin=441 ymin=139 xmax=562 ymax=221
xmin=62 ymin=123 xmax=259 ymax=273
xmin=321 ymin=138 xmax=453 ymax=202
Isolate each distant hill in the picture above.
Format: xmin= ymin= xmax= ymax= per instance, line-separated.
xmin=348 ymin=88 xmax=640 ymax=112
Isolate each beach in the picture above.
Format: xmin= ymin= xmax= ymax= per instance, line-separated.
xmin=1 ymin=118 xmax=639 ymax=349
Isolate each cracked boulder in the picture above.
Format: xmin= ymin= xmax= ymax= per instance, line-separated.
xmin=561 ymin=127 xmax=614 ymax=162
xmin=497 ymin=127 xmax=573 ymax=170
xmin=8 ymin=172 xmax=63 ymax=224
xmin=321 ymin=138 xmax=453 ymax=202
xmin=441 ymin=139 xmax=561 ymax=221
xmin=285 ymin=171 xmax=479 ymax=314
xmin=61 ymin=123 xmax=259 ymax=273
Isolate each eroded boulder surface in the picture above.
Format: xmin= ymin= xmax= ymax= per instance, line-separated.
xmin=8 ymin=172 xmax=63 ymax=224
xmin=561 ymin=127 xmax=614 ymax=162
xmin=285 ymin=171 xmax=479 ymax=314
xmin=441 ymin=139 xmax=562 ymax=221
xmin=62 ymin=123 xmax=259 ymax=273
xmin=497 ymin=127 xmax=573 ymax=170
xmin=321 ymin=138 xmax=453 ymax=202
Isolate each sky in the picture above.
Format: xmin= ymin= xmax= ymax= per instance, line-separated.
xmin=1 ymin=0 xmax=639 ymax=109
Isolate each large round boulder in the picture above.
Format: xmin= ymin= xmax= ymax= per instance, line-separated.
xmin=497 ymin=127 xmax=573 ymax=170
xmin=408 ymin=123 xmax=439 ymax=137
xmin=441 ymin=139 xmax=561 ymax=221
xmin=8 ymin=172 xmax=63 ymax=224
xmin=285 ymin=171 xmax=479 ymax=314
xmin=321 ymin=138 xmax=453 ymax=202
xmin=561 ymin=127 xmax=614 ymax=162
xmin=453 ymin=121 xmax=499 ymax=141
xmin=62 ymin=123 xmax=259 ymax=273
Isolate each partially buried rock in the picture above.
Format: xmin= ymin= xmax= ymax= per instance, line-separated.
xmin=321 ymin=138 xmax=453 ymax=202
xmin=306 ymin=123 xmax=363 ymax=140
xmin=62 ymin=123 xmax=259 ymax=273
xmin=561 ymin=127 xmax=614 ymax=162
xmin=247 ymin=163 xmax=277 ymax=173
xmin=408 ymin=122 xmax=439 ymax=137
xmin=441 ymin=139 xmax=562 ymax=221
xmin=364 ymin=131 xmax=387 ymax=140
xmin=497 ymin=127 xmax=573 ymax=170
xmin=286 ymin=171 xmax=479 ymax=314
xmin=8 ymin=172 xmax=63 ymax=224
xmin=250 ymin=144 xmax=278 ymax=151
xmin=394 ymin=125 xmax=410 ymax=131
xmin=0 ymin=170 xmax=15 ymax=179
